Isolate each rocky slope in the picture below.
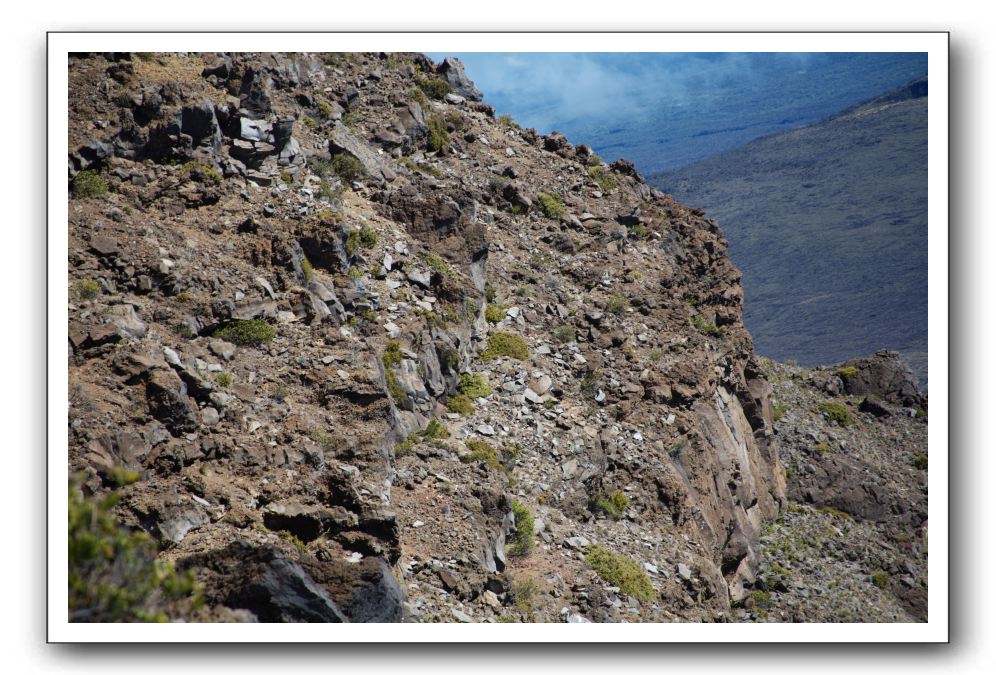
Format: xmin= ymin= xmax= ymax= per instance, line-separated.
xmin=66 ymin=52 xmax=924 ymax=623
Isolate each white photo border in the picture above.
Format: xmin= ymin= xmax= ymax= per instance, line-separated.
xmin=48 ymin=31 xmax=949 ymax=643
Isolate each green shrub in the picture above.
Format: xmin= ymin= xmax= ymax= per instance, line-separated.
xmin=553 ymin=325 xmax=575 ymax=343
xmin=911 ymin=454 xmax=928 ymax=470
xmin=421 ymin=252 xmax=452 ymax=276
xmin=480 ymin=332 xmax=529 ymax=361
xmin=74 ymin=278 xmax=100 ymax=300
xmin=690 ymin=315 xmax=723 ymax=337
xmin=382 ymin=340 xmax=403 ymax=368
xmin=592 ymin=491 xmax=628 ymax=520
xmin=345 ymin=224 xmax=379 ymax=256
xmin=484 ymin=303 xmax=509 ymax=324
xmin=498 ymin=113 xmax=518 ymax=128
xmin=462 ymin=439 xmax=500 ymax=470
xmin=771 ymin=402 xmax=789 ymax=422
xmin=280 ymin=170 xmax=293 ymax=186
xmin=331 ymin=153 xmax=366 ymax=184
xmin=871 ymin=571 xmax=890 ymax=589
xmin=72 ymin=169 xmax=108 ymax=199
xmin=446 ymin=393 xmax=475 ymax=416
xmin=415 ymin=73 xmax=450 ymax=100
xmin=584 ymin=545 xmax=654 ymax=602
xmin=510 ymin=501 xmax=535 ymax=557
xmin=213 ymin=320 xmax=275 ymax=346
xmin=301 ymin=256 xmax=314 ymax=283
xmin=385 ymin=369 xmax=406 ymax=406
xmin=426 ymin=113 xmax=449 ymax=152
xmin=458 ymin=373 xmax=493 ymax=399
xmin=588 ymin=166 xmax=617 ymax=192
xmin=535 ymin=192 xmax=565 ymax=219
xmin=302 ymin=116 xmax=318 ymax=129
xmin=819 ymin=401 xmax=853 ymax=427
xmin=421 ymin=418 xmax=450 ymax=441
xmin=315 ymin=95 xmax=334 ymax=117
xmin=180 ymin=161 xmax=222 ymax=184
xmin=606 ymin=293 xmax=629 ymax=315
xmin=837 ymin=366 xmax=859 ymax=379
xmin=68 ymin=479 xmax=200 ymax=622
xmin=751 ymin=589 xmax=773 ymax=609
xmin=215 ymin=372 xmax=233 ymax=388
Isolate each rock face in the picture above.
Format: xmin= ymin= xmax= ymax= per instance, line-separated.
xmin=67 ymin=50 xmax=880 ymax=624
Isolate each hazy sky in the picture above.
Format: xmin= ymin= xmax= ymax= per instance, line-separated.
xmin=425 ymin=52 xmax=928 ymax=172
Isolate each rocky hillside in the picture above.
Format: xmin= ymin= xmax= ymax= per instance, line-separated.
xmin=66 ymin=52 xmax=924 ymax=623
xmin=652 ymin=78 xmax=928 ymax=389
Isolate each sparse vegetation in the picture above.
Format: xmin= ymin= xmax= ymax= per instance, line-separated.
xmin=301 ymin=256 xmax=314 ymax=282
xmin=331 ymin=152 xmax=366 ymax=184
xmin=382 ymin=340 xmax=403 ymax=368
xmin=426 ymin=113 xmax=449 ymax=152
xmin=345 ymin=224 xmax=379 ymax=256
xmin=462 ymin=439 xmax=501 ymax=470
xmin=480 ymin=332 xmax=529 ymax=361
xmin=415 ymin=73 xmax=450 ymax=100
xmin=553 ymin=325 xmax=575 ymax=343
xmin=592 ymin=491 xmax=629 ymax=520
xmin=446 ymin=393 xmax=475 ymax=416
xmin=837 ymin=366 xmax=859 ymax=379
xmin=72 ymin=169 xmax=108 ymax=199
xmin=180 ymin=161 xmax=222 ymax=184
xmin=819 ymin=401 xmax=854 ymax=427
xmin=485 ymin=303 xmax=509 ymax=324
xmin=771 ymin=401 xmax=789 ymax=422
xmin=74 ymin=278 xmax=100 ymax=300
xmin=69 ymin=478 xmax=200 ymax=622
xmin=607 ymin=293 xmax=629 ymax=315
xmin=421 ymin=252 xmax=452 ymax=276
xmin=215 ymin=372 xmax=233 ymax=388
xmin=213 ymin=320 xmax=275 ymax=346
xmin=871 ymin=571 xmax=891 ymax=589
xmin=690 ymin=314 xmax=724 ymax=337
xmin=535 ymin=192 xmax=565 ymax=219
xmin=458 ymin=373 xmax=492 ymax=399
xmin=588 ymin=166 xmax=617 ymax=192
xmin=510 ymin=501 xmax=535 ymax=557
xmin=911 ymin=454 xmax=928 ymax=470
xmin=420 ymin=418 xmax=450 ymax=441
xmin=584 ymin=545 xmax=655 ymax=602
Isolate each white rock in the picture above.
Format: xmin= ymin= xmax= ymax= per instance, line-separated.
xmin=476 ymin=424 xmax=496 ymax=436
xmin=412 ymin=520 xmax=425 ymax=528
xmin=162 ymin=347 xmax=182 ymax=367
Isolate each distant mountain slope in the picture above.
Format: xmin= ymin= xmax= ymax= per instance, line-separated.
xmin=652 ymin=78 xmax=928 ymax=388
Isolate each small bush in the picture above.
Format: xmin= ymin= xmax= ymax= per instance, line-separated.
xmin=426 ymin=113 xmax=449 ymax=152
xmin=592 ymin=491 xmax=628 ymax=520
xmin=837 ymin=366 xmax=859 ymax=379
xmin=584 ymin=545 xmax=655 ymax=602
xmin=331 ymin=153 xmax=366 ymax=184
xmin=535 ymin=192 xmax=565 ymax=219
xmin=819 ymin=401 xmax=853 ymax=427
xmin=345 ymin=224 xmax=379 ymax=256
xmin=484 ymin=303 xmax=509 ymax=324
xmin=498 ymin=113 xmax=517 ymax=128
xmin=690 ymin=315 xmax=723 ymax=337
xmin=771 ymin=402 xmax=789 ymax=422
xmin=212 ymin=320 xmax=275 ymax=346
xmin=553 ymin=325 xmax=575 ymax=343
xmin=69 ymin=480 xmax=200 ymax=622
xmin=74 ymin=278 xmax=100 ymax=300
xmin=446 ymin=393 xmax=475 ymax=416
xmin=421 ymin=418 xmax=450 ymax=441
xmin=462 ymin=439 xmax=500 ymax=470
xmin=480 ymin=332 xmax=529 ymax=361
xmin=72 ymin=170 xmax=108 ymax=199
xmin=588 ymin=166 xmax=617 ymax=192
xmin=385 ymin=369 xmax=406 ymax=406
xmin=215 ymin=372 xmax=233 ymax=388
xmin=382 ymin=340 xmax=403 ymax=368
xmin=415 ymin=74 xmax=450 ymax=100
xmin=458 ymin=373 xmax=493 ymax=399
xmin=421 ymin=252 xmax=452 ymax=276
xmin=871 ymin=571 xmax=891 ymax=589
xmin=751 ymin=589 xmax=773 ymax=609
xmin=911 ymin=454 xmax=928 ymax=470
xmin=302 ymin=116 xmax=318 ymax=129
xmin=315 ymin=95 xmax=334 ymax=118
xmin=180 ymin=161 xmax=222 ymax=184
xmin=510 ymin=501 xmax=535 ymax=557
xmin=301 ymin=256 xmax=314 ymax=283
xmin=606 ymin=293 xmax=629 ymax=315
xmin=280 ymin=170 xmax=293 ymax=186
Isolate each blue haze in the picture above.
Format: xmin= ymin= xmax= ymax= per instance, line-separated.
xmin=426 ymin=52 xmax=927 ymax=174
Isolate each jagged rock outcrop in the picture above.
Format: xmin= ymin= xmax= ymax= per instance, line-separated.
xmin=67 ymin=51 xmax=794 ymax=623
